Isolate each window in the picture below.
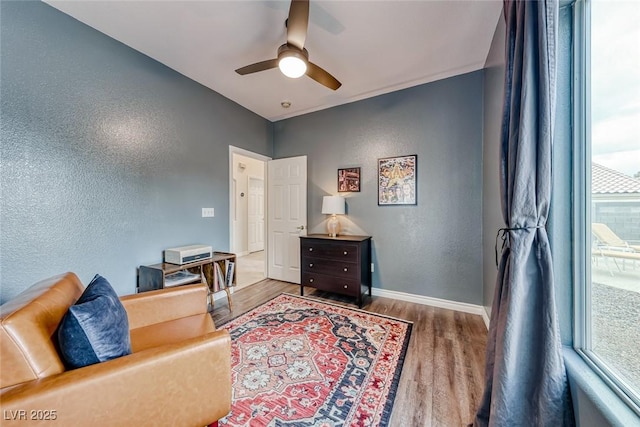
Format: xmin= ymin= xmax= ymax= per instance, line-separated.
xmin=576 ymin=0 xmax=640 ymax=412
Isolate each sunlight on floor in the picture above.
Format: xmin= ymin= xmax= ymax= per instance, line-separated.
xmin=235 ymin=251 xmax=266 ymax=289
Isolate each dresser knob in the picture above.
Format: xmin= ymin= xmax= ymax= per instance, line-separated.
xmin=309 ymin=278 xmax=314 ymax=283
xmin=309 ymin=263 xmax=314 ymax=268
xmin=309 ymin=248 xmax=313 ymax=252
xmin=343 ymin=267 xmax=348 ymax=272
xmin=343 ymin=284 xmax=348 ymax=289
xmin=343 ymin=251 xmax=348 ymax=255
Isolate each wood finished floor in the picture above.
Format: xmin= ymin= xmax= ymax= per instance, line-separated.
xmin=210 ymin=279 xmax=487 ymax=426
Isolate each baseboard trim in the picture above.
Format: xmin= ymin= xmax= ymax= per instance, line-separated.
xmin=371 ymin=288 xmax=484 ymax=316
xmin=482 ymin=306 xmax=491 ymax=330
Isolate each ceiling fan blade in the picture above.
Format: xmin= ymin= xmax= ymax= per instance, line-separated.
xmin=306 ymin=62 xmax=341 ymax=90
xmin=235 ymin=59 xmax=279 ymax=75
xmin=287 ymin=0 xmax=309 ymax=50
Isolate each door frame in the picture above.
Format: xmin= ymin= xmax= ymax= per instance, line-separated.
xmin=247 ymin=174 xmax=265 ymax=253
xmin=228 ymin=146 xmax=271 ymax=271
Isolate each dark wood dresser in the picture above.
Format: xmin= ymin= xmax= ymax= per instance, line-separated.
xmin=299 ymin=234 xmax=372 ymax=308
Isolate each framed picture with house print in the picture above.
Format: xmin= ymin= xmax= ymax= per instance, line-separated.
xmin=338 ymin=167 xmax=361 ymax=192
xmin=378 ymin=155 xmax=417 ymax=205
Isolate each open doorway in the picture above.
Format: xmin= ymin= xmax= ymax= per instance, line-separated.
xmin=229 ymin=146 xmax=269 ymax=289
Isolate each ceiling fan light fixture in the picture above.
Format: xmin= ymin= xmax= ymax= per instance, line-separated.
xmin=278 ymin=55 xmax=307 ymax=78
xmin=236 ymin=1 xmax=341 ymax=91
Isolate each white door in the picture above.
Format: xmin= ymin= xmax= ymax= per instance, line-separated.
xmin=267 ymin=156 xmax=307 ymax=283
xmin=248 ymin=176 xmax=265 ymax=253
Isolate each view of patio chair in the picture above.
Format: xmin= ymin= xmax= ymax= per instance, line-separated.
xmin=591 ymin=223 xmax=640 ymax=275
xmin=591 ymin=223 xmax=640 ymax=252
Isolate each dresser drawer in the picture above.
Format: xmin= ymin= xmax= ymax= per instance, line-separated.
xmin=301 ymin=240 xmax=358 ymax=262
xmin=301 ymin=272 xmax=359 ymax=297
xmin=301 ymin=256 xmax=358 ymax=279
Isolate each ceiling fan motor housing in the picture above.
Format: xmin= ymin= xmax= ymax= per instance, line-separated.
xmin=277 ymin=44 xmax=309 ymax=62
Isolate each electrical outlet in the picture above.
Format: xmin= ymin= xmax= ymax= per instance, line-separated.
xmin=371 ymin=263 xmax=375 ymax=273
xmin=202 ymin=208 xmax=215 ymax=218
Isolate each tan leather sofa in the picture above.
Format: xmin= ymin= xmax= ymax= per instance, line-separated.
xmin=0 ymin=272 xmax=231 ymax=426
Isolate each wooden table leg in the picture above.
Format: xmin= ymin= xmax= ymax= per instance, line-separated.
xmin=200 ymin=266 xmax=214 ymax=310
xmin=224 ymin=287 xmax=233 ymax=310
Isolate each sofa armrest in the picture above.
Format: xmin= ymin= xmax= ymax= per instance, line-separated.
xmin=121 ymin=283 xmax=209 ymax=329
xmin=0 ymin=329 xmax=231 ymax=426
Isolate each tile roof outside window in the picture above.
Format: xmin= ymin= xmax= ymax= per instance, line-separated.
xmin=592 ymin=163 xmax=640 ymax=194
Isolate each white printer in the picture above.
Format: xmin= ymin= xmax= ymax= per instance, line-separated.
xmin=164 ymin=244 xmax=212 ymax=265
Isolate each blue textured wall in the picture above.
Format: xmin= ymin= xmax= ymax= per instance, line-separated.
xmin=273 ymin=72 xmax=484 ymax=304
xmin=0 ymin=1 xmax=272 ymax=302
xmin=481 ymin=11 xmax=506 ymax=316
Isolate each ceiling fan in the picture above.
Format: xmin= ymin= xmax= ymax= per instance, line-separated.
xmin=235 ymin=0 xmax=341 ymax=90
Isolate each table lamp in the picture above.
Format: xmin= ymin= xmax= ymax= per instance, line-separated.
xmin=322 ymin=195 xmax=345 ymax=237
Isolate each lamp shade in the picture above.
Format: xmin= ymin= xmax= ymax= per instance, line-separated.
xmin=321 ymin=196 xmax=345 ymax=215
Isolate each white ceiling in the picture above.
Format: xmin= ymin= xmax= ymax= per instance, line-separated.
xmin=45 ymin=1 xmax=502 ymax=122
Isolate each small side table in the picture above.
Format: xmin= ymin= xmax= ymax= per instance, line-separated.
xmin=138 ymin=252 xmax=236 ymax=309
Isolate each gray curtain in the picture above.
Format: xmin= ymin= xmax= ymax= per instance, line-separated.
xmin=473 ymin=1 xmax=573 ymax=426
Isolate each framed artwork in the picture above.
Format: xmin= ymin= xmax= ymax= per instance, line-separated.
xmin=338 ymin=167 xmax=361 ymax=192
xmin=378 ymin=155 xmax=417 ymax=205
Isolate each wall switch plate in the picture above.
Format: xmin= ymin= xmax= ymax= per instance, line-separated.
xmin=202 ymin=208 xmax=215 ymax=218
xmin=371 ymin=263 xmax=375 ymax=273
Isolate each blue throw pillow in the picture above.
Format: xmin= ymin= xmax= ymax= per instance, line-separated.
xmin=57 ymin=274 xmax=132 ymax=369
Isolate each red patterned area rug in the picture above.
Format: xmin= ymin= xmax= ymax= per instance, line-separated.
xmin=218 ymin=294 xmax=412 ymax=427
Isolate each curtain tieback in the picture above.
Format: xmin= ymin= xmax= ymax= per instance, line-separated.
xmin=494 ymin=226 xmax=545 ymax=268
